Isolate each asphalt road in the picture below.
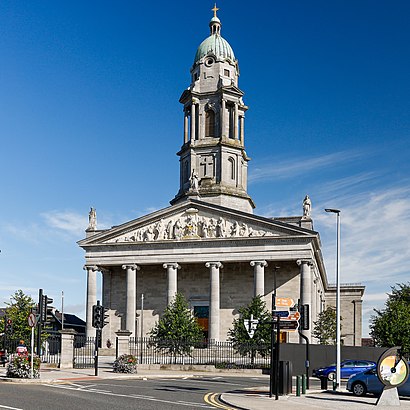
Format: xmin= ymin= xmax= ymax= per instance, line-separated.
xmin=0 ymin=375 xmax=276 ymax=410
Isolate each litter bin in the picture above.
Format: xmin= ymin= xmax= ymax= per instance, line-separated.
xmin=278 ymin=361 xmax=293 ymax=395
xmin=320 ymin=376 xmax=328 ymax=390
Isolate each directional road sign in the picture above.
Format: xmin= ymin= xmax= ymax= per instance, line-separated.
xmin=275 ymin=297 xmax=295 ymax=308
xmin=279 ymin=320 xmax=299 ymax=331
xmin=273 ymin=310 xmax=291 ymax=318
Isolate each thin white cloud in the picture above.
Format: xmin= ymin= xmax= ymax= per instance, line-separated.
xmin=248 ymin=150 xmax=367 ymax=183
xmin=41 ymin=211 xmax=86 ymax=236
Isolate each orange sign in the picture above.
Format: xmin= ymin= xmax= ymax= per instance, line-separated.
xmin=275 ymin=297 xmax=295 ymax=308
xmin=286 ymin=311 xmax=300 ymax=321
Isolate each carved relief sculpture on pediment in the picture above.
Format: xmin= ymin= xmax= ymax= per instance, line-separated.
xmin=107 ymin=209 xmax=279 ymax=244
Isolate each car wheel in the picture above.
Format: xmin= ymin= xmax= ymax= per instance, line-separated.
xmin=352 ymin=381 xmax=367 ymax=397
xmin=327 ymin=372 xmax=336 ymax=381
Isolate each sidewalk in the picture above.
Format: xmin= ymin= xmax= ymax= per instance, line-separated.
xmin=1 ymin=361 xmax=410 ymax=410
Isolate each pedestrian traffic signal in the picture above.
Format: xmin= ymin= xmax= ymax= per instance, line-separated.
xmin=5 ymin=318 xmax=13 ymax=334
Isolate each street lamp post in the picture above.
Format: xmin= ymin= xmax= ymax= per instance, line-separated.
xmin=325 ymin=208 xmax=341 ymax=390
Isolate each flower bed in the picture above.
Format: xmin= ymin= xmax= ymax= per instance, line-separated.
xmin=113 ymin=354 xmax=138 ymax=373
xmin=6 ymin=353 xmax=41 ymax=378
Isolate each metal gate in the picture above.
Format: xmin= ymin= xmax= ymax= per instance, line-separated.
xmin=73 ymin=335 xmax=95 ymax=368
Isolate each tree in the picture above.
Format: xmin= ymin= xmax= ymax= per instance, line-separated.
xmin=1 ymin=290 xmax=36 ymax=341
xmin=149 ymin=293 xmax=203 ymax=362
xmin=227 ymin=295 xmax=272 ymax=362
xmin=370 ymin=283 xmax=410 ymax=357
xmin=312 ymin=306 xmax=342 ymax=345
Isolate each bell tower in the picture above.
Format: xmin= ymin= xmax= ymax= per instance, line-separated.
xmin=171 ymin=5 xmax=255 ymax=213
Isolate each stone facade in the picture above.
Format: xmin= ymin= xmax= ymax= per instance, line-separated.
xmin=325 ymin=284 xmax=365 ymax=347
xmin=78 ymin=7 xmax=364 ymax=346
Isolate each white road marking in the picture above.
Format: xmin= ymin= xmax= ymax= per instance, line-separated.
xmin=45 ymin=384 xmax=210 ymax=407
xmin=0 ymin=405 xmax=24 ymax=410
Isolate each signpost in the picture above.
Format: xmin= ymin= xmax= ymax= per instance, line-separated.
xmin=28 ymin=312 xmax=37 ymax=379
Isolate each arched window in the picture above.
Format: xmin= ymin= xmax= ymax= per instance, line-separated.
xmin=205 ymin=110 xmax=215 ymax=138
xmin=228 ymin=157 xmax=235 ymax=180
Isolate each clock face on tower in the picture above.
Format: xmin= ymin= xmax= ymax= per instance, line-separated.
xmin=205 ymin=57 xmax=215 ymax=67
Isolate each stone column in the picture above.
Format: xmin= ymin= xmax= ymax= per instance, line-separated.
xmin=84 ymin=265 xmax=98 ymax=338
xmin=59 ymin=329 xmax=76 ymax=369
xmin=250 ymin=260 xmax=267 ymax=297
xmin=240 ymin=115 xmax=245 ymax=145
xmin=190 ymin=102 xmax=196 ymax=141
xmin=122 ymin=264 xmax=140 ymax=337
xmin=297 ymin=259 xmax=313 ymax=342
xmin=115 ymin=330 xmax=132 ymax=358
xmin=183 ymin=110 xmax=189 ymax=144
xmin=221 ymin=99 xmax=226 ymax=137
xmin=163 ymin=263 xmax=180 ymax=305
xmin=234 ymin=103 xmax=239 ymax=139
xmin=206 ymin=261 xmax=223 ymax=343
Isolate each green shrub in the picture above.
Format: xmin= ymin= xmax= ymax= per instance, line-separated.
xmin=113 ymin=354 xmax=138 ymax=373
xmin=6 ymin=353 xmax=41 ymax=378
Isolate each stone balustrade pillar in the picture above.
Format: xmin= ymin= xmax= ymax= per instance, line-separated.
xmin=115 ymin=330 xmax=132 ymax=358
xmin=59 ymin=329 xmax=76 ymax=369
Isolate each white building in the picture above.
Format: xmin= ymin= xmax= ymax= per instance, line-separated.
xmin=78 ymin=7 xmax=364 ymax=346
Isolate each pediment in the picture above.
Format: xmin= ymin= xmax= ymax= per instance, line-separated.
xmin=79 ymin=201 xmax=313 ymax=247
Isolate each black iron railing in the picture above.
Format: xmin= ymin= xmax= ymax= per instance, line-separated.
xmin=73 ymin=335 xmax=96 ymax=368
xmin=128 ymin=338 xmax=270 ymax=369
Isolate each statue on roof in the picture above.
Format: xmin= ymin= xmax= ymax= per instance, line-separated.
xmin=88 ymin=207 xmax=97 ymax=230
xmin=303 ymin=195 xmax=311 ymax=217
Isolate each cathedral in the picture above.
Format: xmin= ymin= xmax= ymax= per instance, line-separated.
xmin=78 ymin=7 xmax=364 ymax=346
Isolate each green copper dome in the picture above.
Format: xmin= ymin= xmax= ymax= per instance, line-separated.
xmin=194 ymin=34 xmax=235 ymax=64
xmin=193 ymin=8 xmax=235 ymax=64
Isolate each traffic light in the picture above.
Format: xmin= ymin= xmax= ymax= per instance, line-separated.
xmin=39 ymin=293 xmax=54 ymax=324
xmin=5 ymin=318 xmax=13 ymax=334
xmin=92 ymin=303 xmax=109 ymax=329
xmin=92 ymin=304 xmax=102 ymax=328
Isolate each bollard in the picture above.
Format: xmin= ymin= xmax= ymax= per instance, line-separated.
xmin=333 ymin=379 xmax=337 ymax=391
xmin=296 ymin=375 xmax=301 ymax=396
xmin=302 ymin=374 xmax=306 ymax=394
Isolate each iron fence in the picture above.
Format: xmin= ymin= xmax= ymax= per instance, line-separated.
xmin=41 ymin=334 xmax=60 ymax=365
xmin=73 ymin=335 xmax=96 ymax=369
xmin=1 ymin=335 xmax=60 ymax=365
xmin=128 ymin=338 xmax=271 ymax=369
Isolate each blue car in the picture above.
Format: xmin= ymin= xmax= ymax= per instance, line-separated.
xmin=347 ymin=367 xmax=410 ymax=396
xmin=313 ymin=360 xmax=376 ymax=381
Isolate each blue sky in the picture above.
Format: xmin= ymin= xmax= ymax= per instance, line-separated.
xmin=1 ymin=1 xmax=409 ymax=337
